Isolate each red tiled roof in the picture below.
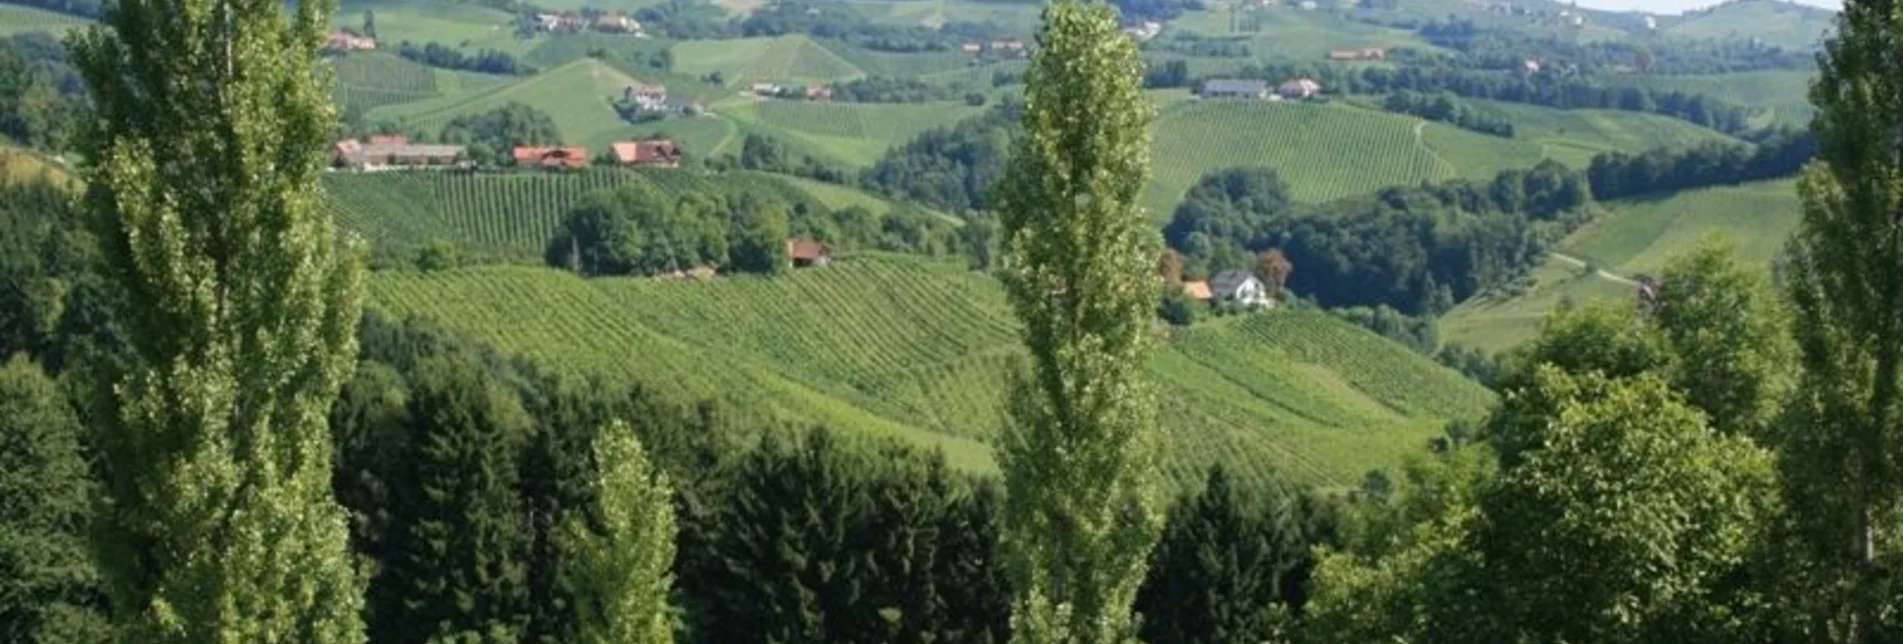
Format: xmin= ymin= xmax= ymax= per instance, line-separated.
xmin=513 ymin=146 xmax=590 ymax=168
xmin=786 ymin=238 xmax=830 ymax=261
xmin=1183 ymin=281 xmax=1213 ymax=301
xmin=610 ymin=140 xmax=681 ymax=165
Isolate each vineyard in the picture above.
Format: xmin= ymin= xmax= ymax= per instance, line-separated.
xmin=364 ymin=58 xmax=637 ymax=147
xmin=672 ymin=35 xmax=868 ymax=87
xmin=1438 ymin=255 xmax=1637 ymax=355
xmin=368 ymin=254 xmax=1492 ymax=489
xmin=0 ymin=4 xmax=90 ymax=35
xmin=330 ymin=53 xmax=444 ymax=114
xmin=322 ymin=168 xmax=824 ymax=262
xmin=326 ymin=2 xmax=526 ymax=55
xmin=1472 ymin=100 xmax=1742 ymax=168
xmin=1562 ymin=178 xmax=1801 ymax=277
xmin=714 ymin=100 xmax=984 ymax=167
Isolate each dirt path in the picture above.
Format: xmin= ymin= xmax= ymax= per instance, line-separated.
xmin=1551 ymin=252 xmax=1640 ymax=287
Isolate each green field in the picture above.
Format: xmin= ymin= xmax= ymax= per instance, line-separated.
xmin=332 ymin=1 xmax=528 ymax=54
xmin=0 ymin=3 xmax=90 ymax=35
xmin=1623 ymin=70 xmax=1818 ymax=128
xmin=713 ymin=99 xmax=986 ymax=167
xmin=1146 ymin=100 xmax=1540 ymax=214
xmin=1172 ymin=7 xmax=1437 ymax=61
xmin=1662 ymin=0 xmax=1835 ymax=52
xmin=1441 ymin=179 xmax=1805 ymax=353
xmin=322 ymin=168 xmax=822 ymax=262
xmin=673 ymin=35 xmax=868 ymax=87
xmin=365 ymin=58 xmax=645 ymax=148
xmin=1473 ymin=100 xmax=1742 ymax=168
xmin=369 ymin=254 xmax=1493 ymax=489
xmin=838 ymin=0 xmax=1044 ymax=32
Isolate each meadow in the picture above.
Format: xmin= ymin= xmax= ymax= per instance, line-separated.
xmin=369 ymin=253 xmax=1494 ymax=489
xmin=672 ymin=35 xmax=868 ymax=87
xmin=713 ymin=99 xmax=988 ymax=167
xmin=1622 ymin=70 xmax=1818 ymax=128
xmin=1660 ymin=0 xmax=1835 ymax=52
xmin=364 ymin=58 xmax=645 ymax=149
xmin=330 ymin=0 xmax=528 ymax=54
xmin=1471 ymin=100 xmax=1742 ymax=168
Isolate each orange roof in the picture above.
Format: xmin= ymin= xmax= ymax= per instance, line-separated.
xmin=368 ymin=135 xmax=408 ymax=146
xmin=786 ymin=238 xmax=830 ymax=261
xmin=1183 ymin=281 xmax=1213 ymax=301
xmin=513 ymin=145 xmax=589 ymax=168
xmin=610 ymin=140 xmax=681 ymax=165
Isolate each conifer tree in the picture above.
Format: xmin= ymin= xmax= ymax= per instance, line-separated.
xmin=67 ymin=0 xmax=366 ymax=638
xmin=1782 ymin=0 xmax=1903 ymax=636
xmin=0 ymin=357 xmax=110 ymax=643
xmin=993 ymin=0 xmax=1162 ymax=640
xmin=1136 ymin=466 xmax=1323 ymax=644
xmin=567 ymin=421 xmax=677 ymax=644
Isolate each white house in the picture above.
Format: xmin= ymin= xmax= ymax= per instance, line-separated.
xmin=1211 ymin=270 xmax=1274 ymax=308
xmin=1277 ymin=78 xmax=1322 ymax=100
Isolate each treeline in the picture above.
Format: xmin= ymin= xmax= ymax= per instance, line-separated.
xmin=0 ymin=33 xmax=87 ymax=151
xmin=1382 ymin=90 xmax=1514 ymax=137
xmin=1142 ymin=32 xmax=1251 ymax=58
xmin=396 ymin=41 xmax=537 ymax=75
xmin=1587 ymin=127 xmax=1818 ymax=200
xmin=830 ymin=75 xmax=967 ymax=103
xmin=341 ymin=101 xmax=561 ymax=166
xmin=862 ymin=101 xmax=1023 ymax=213
xmin=1164 ymin=163 xmax=1590 ymax=315
xmin=1221 ymin=62 xmax=1758 ymax=134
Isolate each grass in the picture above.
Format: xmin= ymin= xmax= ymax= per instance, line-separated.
xmin=334 ymin=1 xmax=531 ymax=54
xmin=1472 ymin=100 xmax=1743 ymax=168
xmin=0 ymin=3 xmax=90 ymax=35
xmin=1623 ymin=70 xmax=1818 ymax=128
xmin=369 ymin=253 xmax=1493 ymax=489
xmin=672 ymin=35 xmax=869 ymax=87
xmin=365 ymin=58 xmax=641 ymax=149
xmin=1562 ymin=179 xmax=1803 ymax=278
xmin=0 ymin=144 xmax=75 ymax=188
xmin=837 ymin=0 xmax=1045 ymax=33
xmin=1440 ymin=179 xmax=1805 ymax=353
xmin=712 ymin=99 xmax=985 ymax=168
xmin=1661 ymin=0 xmax=1835 ymax=52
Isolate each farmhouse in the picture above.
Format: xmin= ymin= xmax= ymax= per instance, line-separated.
xmin=1211 ymin=270 xmax=1274 ymax=308
xmin=331 ymin=136 xmax=465 ymax=170
xmin=624 ymin=83 xmax=668 ymax=109
xmin=535 ymin=12 xmax=588 ymax=32
xmin=1328 ymin=47 xmax=1387 ymax=61
xmin=786 ymin=238 xmax=833 ymax=268
xmin=323 ymin=30 xmax=377 ymax=53
xmin=593 ymin=13 xmax=641 ymax=33
xmin=1200 ymin=79 xmax=1269 ymax=100
xmin=989 ymin=39 xmax=1028 ymax=56
xmin=1182 ymin=280 xmax=1214 ymax=303
xmin=1277 ymin=78 xmax=1322 ymax=100
xmin=750 ymin=83 xmax=784 ymax=96
xmin=512 ymin=146 xmax=590 ymax=170
xmin=805 ymin=85 xmax=834 ymax=101
xmin=611 ymin=140 xmax=683 ymax=168
xmin=961 ymin=42 xmax=983 ymax=55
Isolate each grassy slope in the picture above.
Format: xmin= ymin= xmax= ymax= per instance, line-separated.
xmin=365 ymin=58 xmax=643 ymax=149
xmin=1662 ymin=0 xmax=1835 ymax=52
xmin=1473 ymin=100 xmax=1743 ymax=168
xmin=370 ymin=254 xmax=1493 ymax=489
xmin=1625 ymin=70 xmax=1818 ymax=128
xmin=0 ymin=3 xmax=89 ymax=35
xmin=1440 ymin=179 xmax=1803 ymax=353
xmin=712 ymin=99 xmax=986 ymax=167
xmin=0 ymin=144 xmax=75 ymax=187
xmin=672 ymin=35 xmax=868 ymax=87
xmin=333 ymin=0 xmax=530 ymax=54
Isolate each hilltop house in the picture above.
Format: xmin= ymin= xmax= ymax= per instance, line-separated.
xmin=512 ymin=145 xmax=590 ymax=170
xmin=787 ymin=238 xmax=833 ymax=268
xmin=593 ymin=13 xmax=641 ymax=33
xmin=1210 ymin=270 xmax=1273 ymax=308
xmin=324 ymin=30 xmax=378 ymax=53
xmin=611 ymin=140 xmax=683 ymax=168
xmin=332 ymin=136 xmax=465 ymax=170
xmin=1182 ymin=280 xmax=1214 ymax=303
xmin=1277 ymin=78 xmax=1322 ymax=100
xmin=750 ymin=83 xmax=784 ymax=96
xmin=624 ymin=83 xmax=668 ymax=109
xmin=1200 ymin=79 xmax=1269 ymax=100
xmin=1328 ymin=47 xmax=1387 ymax=61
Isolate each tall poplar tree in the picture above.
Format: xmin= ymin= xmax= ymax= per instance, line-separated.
xmin=1783 ymin=0 xmax=1903 ymax=637
xmin=67 ymin=0 xmax=368 ymax=639
xmin=567 ymin=422 xmax=677 ymax=644
xmin=993 ymin=0 xmax=1162 ymax=640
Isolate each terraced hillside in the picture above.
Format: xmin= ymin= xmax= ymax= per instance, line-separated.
xmin=322 ymin=168 xmax=821 ymax=261
xmin=369 ymin=254 xmax=1494 ymax=490
xmin=1441 ymin=179 xmax=1804 ymax=353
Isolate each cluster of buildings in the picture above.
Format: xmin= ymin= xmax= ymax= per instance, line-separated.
xmin=1328 ymin=47 xmax=1386 ymax=61
xmin=533 ymin=11 xmax=643 ymax=35
xmin=622 ymin=83 xmax=705 ymax=115
xmin=1199 ymin=77 xmax=1323 ymax=101
xmin=323 ymin=30 xmax=378 ymax=53
xmin=958 ymin=39 xmax=1030 ymax=58
xmin=746 ymin=83 xmax=834 ymax=101
xmin=329 ymin=136 xmax=682 ymax=171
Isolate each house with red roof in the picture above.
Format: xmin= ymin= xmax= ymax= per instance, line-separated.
xmin=611 ymin=140 xmax=682 ymax=168
xmin=786 ymin=238 xmax=833 ymax=268
xmin=512 ymin=146 xmax=590 ymax=170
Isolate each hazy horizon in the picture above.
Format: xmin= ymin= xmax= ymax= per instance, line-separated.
xmin=1572 ymin=0 xmax=1837 ymax=12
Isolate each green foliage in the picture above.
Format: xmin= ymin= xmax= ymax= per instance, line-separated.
xmin=0 ymin=357 xmax=110 ymax=643
xmin=1778 ymin=1 xmax=1903 ymax=635
xmin=440 ymin=102 xmax=562 ymax=165
xmin=995 ymin=1 xmax=1162 ymax=640
xmin=0 ymin=177 xmax=119 ymax=372
xmin=729 ymin=197 xmax=791 ymax=275
xmin=1133 ymin=466 xmax=1334 ymax=644
xmin=69 ymin=0 xmax=368 ymax=637
xmin=566 ymin=423 xmax=677 ymax=644
xmin=546 ymin=183 xmax=729 ymax=276
xmin=1651 ymin=239 xmax=1792 ymax=439
xmin=1157 ymin=289 xmax=1197 ymax=327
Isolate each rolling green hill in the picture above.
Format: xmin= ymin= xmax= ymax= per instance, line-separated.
xmin=363 ymin=58 xmax=652 ymax=148
xmin=713 ymin=99 xmax=987 ymax=167
xmin=331 ymin=0 xmax=529 ymax=54
xmin=0 ymin=3 xmax=90 ymax=35
xmin=1440 ymin=179 xmax=1803 ymax=353
xmin=1471 ymin=100 xmax=1743 ymax=167
xmin=673 ymin=35 xmax=869 ymax=87
xmin=1661 ymin=0 xmax=1836 ymax=52
xmin=1624 ymin=70 xmax=1818 ymax=128
xmin=368 ymin=253 xmax=1494 ymax=489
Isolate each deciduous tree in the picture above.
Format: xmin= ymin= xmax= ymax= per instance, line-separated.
xmin=0 ymin=357 xmax=110 ymax=643
xmin=567 ymin=422 xmax=676 ymax=644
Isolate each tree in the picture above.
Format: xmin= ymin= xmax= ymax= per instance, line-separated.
xmin=1256 ymin=248 xmax=1291 ymax=299
xmin=992 ymin=0 xmax=1162 ymax=641
xmin=730 ymin=197 xmax=790 ymax=275
xmin=567 ymin=422 xmax=677 ymax=644
xmin=1650 ymin=239 xmax=1791 ymax=439
xmin=0 ymin=357 xmax=110 ymax=643
xmin=68 ymin=0 xmax=369 ymax=638
xmin=362 ymin=9 xmax=378 ymax=40
xmin=1780 ymin=0 xmax=1903 ymax=636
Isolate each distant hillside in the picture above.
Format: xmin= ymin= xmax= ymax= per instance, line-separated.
xmin=1440 ymin=178 xmax=1802 ymax=353
xmin=0 ymin=3 xmax=91 ymax=35
xmin=364 ymin=58 xmax=652 ymax=149
xmin=370 ymin=254 xmax=1495 ymax=489
xmin=1622 ymin=70 xmax=1818 ymax=128
xmin=1662 ymin=0 xmax=1836 ymax=52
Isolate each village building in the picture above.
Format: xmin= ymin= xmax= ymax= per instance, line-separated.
xmin=988 ymin=39 xmax=1028 ymax=56
xmin=1328 ymin=47 xmax=1387 ymax=61
xmin=593 ymin=13 xmax=641 ymax=33
xmin=1277 ymin=78 xmax=1322 ymax=100
xmin=1523 ymin=58 xmax=1543 ymax=75
xmin=1200 ymin=78 xmax=1269 ymax=100
xmin=805 ymin=85 xmax=834 ymax=101
xmin=750 ymin=82 xmax=784 ymax=96
xmin=611 ymin=140 xmax=683 ymax=168
xmin=535 ymin=12 xmax=588 ymax=32
xmin=1182 ymin=280 xmax=1214 ymax=303
xmin=1210 ymin=270 xmax=1274 ymax=308
xmin=624 ymin=83 xmax=669 ymax=109
xmin=512 ymin=145 xmax=590 ymax=170
xmin=787 ymin=238 xmax=833 ymax=268
xmin=323 ymin=30 xmax=378 ymax=53
xmin=1123 ymin=21 xmax=1163 ymax=41
xmin=960 ymin=42 xmax=983 ymax=55
xmin=331 ymin=136 xmax=465 ymax=170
